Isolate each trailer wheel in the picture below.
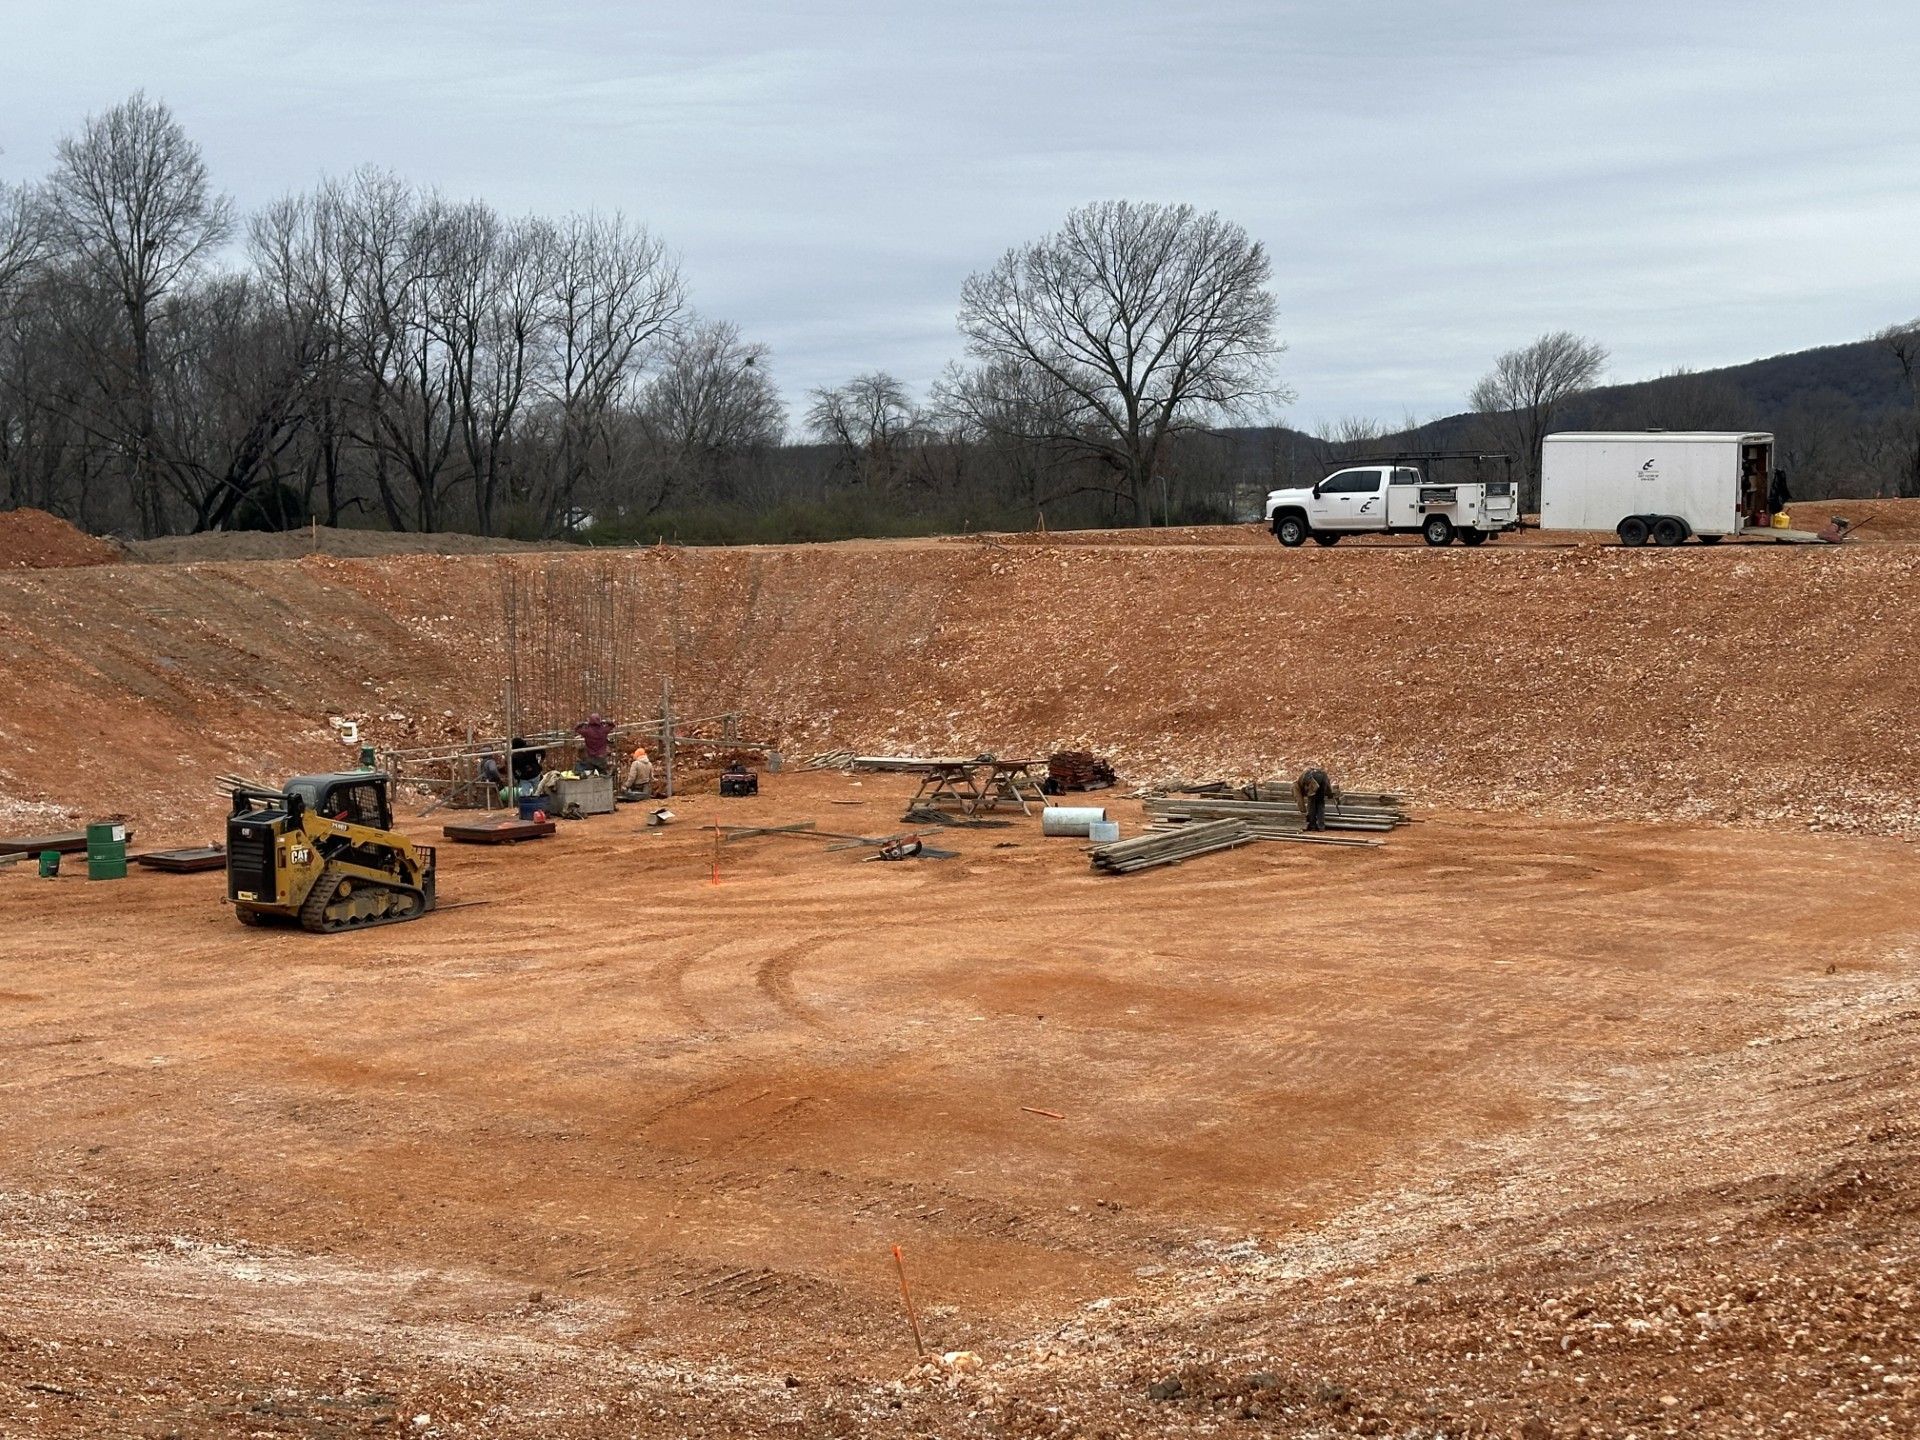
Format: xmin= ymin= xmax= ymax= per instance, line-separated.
xmin=1312 ymin=531 xmax=1340 ymax=546
xmin=1273 ymin=513 xmax=1309 ymax=547
xmin=1652 ymin=516 xmax=1688 ymax=547
xmin=1618 ymin=516 xmax=1651 ymax=547
xmin=1457 ymin=528 xmax=1489 ymax=546
xmin=1422 ymin=515 xmax=1455 ymax=547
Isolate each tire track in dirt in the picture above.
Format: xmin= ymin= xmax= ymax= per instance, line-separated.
xmin=753 ymin=934 xmax=833 ymax=1031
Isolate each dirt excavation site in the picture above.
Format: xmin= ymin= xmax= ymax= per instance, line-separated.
xmin=2 ymin=514 xmax=1920 ymax=1438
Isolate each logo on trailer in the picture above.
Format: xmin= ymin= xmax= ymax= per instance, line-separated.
xmin=1639 ymin=458 xmax=1661 ymax=482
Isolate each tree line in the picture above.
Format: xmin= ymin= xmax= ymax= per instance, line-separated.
xmin=0 ymin=95 xmax=1290 ymax=541
xmin=2 ymin=93 xmax=1912 ymax=543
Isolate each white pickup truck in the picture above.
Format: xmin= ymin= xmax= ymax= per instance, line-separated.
xmin=1264 ymin=453 xmax=1520 ymax=547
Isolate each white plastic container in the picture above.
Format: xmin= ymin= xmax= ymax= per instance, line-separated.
xmin=1042 ymin=806 xmax=1109 ymax=837
xmin=1087 ymin=819 xmax=1121 ymax=843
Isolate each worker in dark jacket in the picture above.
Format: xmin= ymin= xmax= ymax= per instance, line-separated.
xmin=510 ymin=737 xmax=544 ymax=788
xmin=574 ymin=714 xmax=615 ymax=774
xmin=1770 ymin=467 xmax=1793 ymax=512
xmin=1292 ymin=767 xmax=1340 ymax=832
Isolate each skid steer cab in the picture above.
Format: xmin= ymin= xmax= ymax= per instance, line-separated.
xmin=226 ymin=772 xmax=437 ymax=933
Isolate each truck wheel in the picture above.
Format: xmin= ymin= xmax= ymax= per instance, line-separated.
xmin=1312 ymin=531 xmax=1340 ymax=546
xmin=1422 ymin=515 xmax=1455 ymax=547
xmin=1457 ymin=528 xmax=1489 ymax=546
xmin=1651 ymin=516 xmax=1688 ymax=547
xmin=1273 ymin=514 xmax=1309 ymax=548
xmin=1618 ymin=516 xmax=1650 ymax=547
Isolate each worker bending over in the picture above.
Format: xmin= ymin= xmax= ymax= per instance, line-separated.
xmin=575 ymin=713 xmax=615 ymax=774
xmin=1292 ymin=766 xmax=1340 ymax=832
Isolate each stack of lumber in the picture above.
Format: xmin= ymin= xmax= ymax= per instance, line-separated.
xmin=850 ymin=755 xmax=983 ymax=773
xmin=1141 ymin=794 xmax=1405 ymax=837
xmin=1144 ymin=794 xmax=1405 ymax=852
xmin=1090 ymin=818 xmax=1254 ymax=874
xmin=1047 ymin=750 xmax=1116 ymax=790
xmin=798 ymin=751 xmax=857 ymax=770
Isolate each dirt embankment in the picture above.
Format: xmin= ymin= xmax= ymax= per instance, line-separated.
xmin=0 ymin=538 xmax=1917 ymax=839
xmin=0 ymin=508 xmax=124 ymax=569
xmin=124 ymin=525 xmax=578 ymax=563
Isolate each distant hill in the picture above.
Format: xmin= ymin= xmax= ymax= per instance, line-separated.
xmin=1227 ymin=334 xmax=1917 ymax=499
xmin=1402 ymin=336 xmax=1911 ymax=448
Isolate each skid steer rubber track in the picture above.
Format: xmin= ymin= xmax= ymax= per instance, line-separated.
xmin=297 ymin=868 xmax=431 ymax=934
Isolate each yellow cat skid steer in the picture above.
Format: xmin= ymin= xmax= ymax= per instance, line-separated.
xmin=226 ymin=772 xmax=437 ymax=932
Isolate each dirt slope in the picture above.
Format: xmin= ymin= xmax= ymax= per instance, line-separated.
xmin=1 ymin=538 xmax=1918 ymax=839
xmin=124 ymin=525 xmax=577 ymax=563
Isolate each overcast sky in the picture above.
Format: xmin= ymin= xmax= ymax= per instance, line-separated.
xmin=4 ymin=0 xmax=1916 ymax=432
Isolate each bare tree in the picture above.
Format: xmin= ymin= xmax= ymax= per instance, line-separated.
xmin=531 ymin=212 xmax=685 ymax=531
xmin=249 ymin=189 xmax=356 ymax=524
xmin=0 ymin=180 xmax=49 ymax=304
xmin=805 ymin=372 xmax=919 ymax=489
xmin=632 ymin=318 xmax=781 ymax=512
xmin=1318 ymin=415 xmax=1390 ymax=465
xmin=931 ymin=358 xmax=1085 ymax=514
xmin=1469 ymin=331 xmax=1607 ymax=509
xmin=1872 ymin=318 xmax=1920 ymax=497
xmin=45 ymin=92 xmax=234 ymax=535
xmin=957 ymin=200 xmax=1284 ymax=523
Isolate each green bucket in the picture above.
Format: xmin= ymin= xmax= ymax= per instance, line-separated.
xmin=38 ymin=850 xmax=60 ymax=878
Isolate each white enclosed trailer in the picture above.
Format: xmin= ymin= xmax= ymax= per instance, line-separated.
xmin=1539 ymin=431 xmax=1779 ymax=546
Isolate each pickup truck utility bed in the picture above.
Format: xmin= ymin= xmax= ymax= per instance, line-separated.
xmin=1265 ymin=452 xmax=1519 ymax=547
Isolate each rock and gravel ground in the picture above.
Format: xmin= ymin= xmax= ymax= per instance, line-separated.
xmin=0 ymin=520 xmax=1916 ymax=1436
xmin=2 ymin=778 xmax=1915 ymax=1437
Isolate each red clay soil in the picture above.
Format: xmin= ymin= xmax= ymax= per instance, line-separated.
xmin=1 ymin=529 xmax=1918 ymax=1437
xmin=1 ymin=774 xmax=1916 ymax=1437
xmin=0 ymin=507 xmax=122 ymax=570
xmin=0 ymin=523 xmax=1918 ymax=839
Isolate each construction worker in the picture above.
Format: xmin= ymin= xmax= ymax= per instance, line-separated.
xmin=623 ymin=743 xmax=655 ymax=798
xmin=1292 ymin=766 xmax=1340 ymax=832
xmin=574 ymin=713 xmax=615 ymax=775
xmin=510 ymin=737 xmax=545 ymax=793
